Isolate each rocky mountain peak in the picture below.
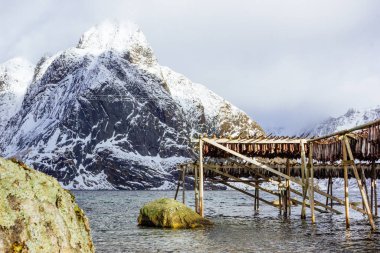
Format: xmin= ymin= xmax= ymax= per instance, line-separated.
xmin=77 ymin=20 xmax=157 ymax=68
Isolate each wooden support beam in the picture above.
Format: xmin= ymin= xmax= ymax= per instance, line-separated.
xmin=213 ymin=180 xmax=278 ymax=208
xmin=254 ymin=175 xmax=259 ymax=211
xmin=373 ymin=160 xmax=378 ymax=217
xmin=241 ymin=164 xmax=341 ymax=214
xmin=330 ymin=176 xmax=334 ymax=209
xmin=278 ymin=177 xmax=282 ymax=215
xmin=174 ymin=168 xmax=181 ymax=200
xmin=360 ymin=166 xmax=370 ymax=211
xmin=206 ymin=166 xmax=326 ymax=213
xmin=326 ymin=176 xmax=331 ymax=210
xmin=301 ymin=140 xmax=308 ymax=219
xmin=309 ymin=143 xmax=316 ymax=223
xmin=201 ymin=138 xmax=361 ymax=215
xmin=194 ymin=164 xmax=199 ymax=213
xmin=344 ymin=136 xmax=376 ymax=231
xmin=342 ymin=139 xmax=350 ymax=229
xmin=182 ymin=166 xmax=186 ymax=204
xmin=286 ymin=159 xmax=291 ymax=215
xmin=199 ymin=139 xmax=204 ymax=217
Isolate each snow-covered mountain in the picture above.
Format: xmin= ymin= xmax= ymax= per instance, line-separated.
xmin=0 ymin=20 xmax=263 ymax=190
xmin=0 ymin=58 xmax=34 ymax=131
xmin=305 ymin=106 xmax=380 ymax=137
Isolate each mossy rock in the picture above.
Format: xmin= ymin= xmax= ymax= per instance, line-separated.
xmin=138 ymin=198 xmax=213 ymax=228
xmin=0 ymin=157 xmax=94 ymax=253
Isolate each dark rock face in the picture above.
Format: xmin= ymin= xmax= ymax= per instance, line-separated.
xmin=0 ymin=21 xmax=263 ymax=189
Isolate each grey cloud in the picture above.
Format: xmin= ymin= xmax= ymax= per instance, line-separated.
xmin=1 ymin=0 xmax=379 ymax=134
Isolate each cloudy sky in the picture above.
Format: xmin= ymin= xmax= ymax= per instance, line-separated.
xmin=1 ymin=0 xmax=380 ymax=133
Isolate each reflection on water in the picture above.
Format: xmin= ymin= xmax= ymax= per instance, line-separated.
xmin=73 ymin=190 xmax=380 ymax=252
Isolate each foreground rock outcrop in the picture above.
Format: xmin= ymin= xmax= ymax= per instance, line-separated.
xmin=138 ymin=198 xmax=213 ymax=228
xmin=0 ymin=158 xmax=94 ymax=253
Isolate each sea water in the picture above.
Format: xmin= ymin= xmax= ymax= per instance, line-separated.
xmin=73 ymin=190 xmax=380 ymax=252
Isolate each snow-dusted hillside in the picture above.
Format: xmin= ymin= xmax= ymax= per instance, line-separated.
xmin=306 ymin=106 xmax=380 ymax=137
xmin=0 ymin=20 xmax=263 ymax=190
xmin=0 ymin=58 xmax=34 ymax=131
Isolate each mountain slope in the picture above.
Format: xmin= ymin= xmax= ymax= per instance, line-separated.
xmin=0 ymin=57 xmax=34 ymax=131
xmin=306 ymin=106 xmax=380 ymax=136
xmin=0 ymin=20 xmax=263 ymax=189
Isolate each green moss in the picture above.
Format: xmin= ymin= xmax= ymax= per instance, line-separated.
xmin=138 ymin=198 xmax=213 ymax=229
xmin=11 ymin=242 xmax=24 ymax=253
xmin=0 ymin=157 xmax=95 ymax=253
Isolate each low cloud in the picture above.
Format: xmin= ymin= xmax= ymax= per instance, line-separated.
xmin=1 ymin=0 xmax=379 ymax=133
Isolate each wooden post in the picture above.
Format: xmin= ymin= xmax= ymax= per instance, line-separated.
xmin=174 ymin=167 xmax=181 ymax=200
xmin=278 ymin=177 xmax=282 ymax=215
xmin=199 ymin=139 xmax=204 ymax=217
xmin=373 ymin=160 xmax=378 ymax=217
xmin=325 ymin=176 xmax=331 ymax=210
xmin=371 ymin=162 xmax=374 ymax=214
xmin=344 ymin=136 xmax=375 ymax=231
xmin=342 ymin=138 xmax=350 ymax=229
xmin=301 ymin=140 xmax=308 ymax=219
xmin=194 ymin=164 xmax=199 ymax=213
xmin=286 ymin=159 xmax=291 ymax=215
xmin=360 ymin=165 xmax=370 ymax=212
xmin=182 ymin=165 xmax=186 ymax=204
xmin=308 ymin=143 xmax=315 ymax=223
xmin=330 ymin=176 xmax=333 ymax=209
xmin=257 ymin=176 xmax=260 ymax=210
xmin=254 ymin=175 xmax=259 ymax=211
xmin=371 ymin=160 xmax=377 ymax=216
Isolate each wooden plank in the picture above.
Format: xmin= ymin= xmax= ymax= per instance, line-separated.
xmin=309 ymin=143 xmax=316 ymax=223
xmin=174 ymin=167 xmax=181 ymax=200
xmin=241 ymin=164 xmax=341 ymax=214
xmin=301 ymin=140 xmax=308 ymax=219
xmin=214 ymin=180 xmax=278 ymax=208
xmin=344 ymin=136 xmax=376 ymax=231
xmin=199 ymin=140 xmax=204 ymax=217
xmin=256 ymin=175 xmax=260 ymax=210
xmin=206 ymin=166 xmax=326 ymax=213
xmin=194 ymin=163 xmax=199 ymax=213
xmin=182 ymin=166 xmax=186 ymax=204
xmin=374 ymin=160 xmax=378 ymax=217
xmin=286 ymin=159 xmax=291 ymax=215
xmin=342 ymin=139 xmax=350 ymax=229
xmin=326 ymin=176 xmax=331 ymax=210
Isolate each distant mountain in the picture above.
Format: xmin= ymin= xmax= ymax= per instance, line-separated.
xmin=304 ymin=106 xmax=380 ymax=137
xmin=0 ymin=58 xmax=34 ymax=131
xmin=0 ymin=20 xmax=263 ymax=190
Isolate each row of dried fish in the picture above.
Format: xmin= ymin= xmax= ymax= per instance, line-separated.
xmin=203 ymin=142 xmax=307 ymax=159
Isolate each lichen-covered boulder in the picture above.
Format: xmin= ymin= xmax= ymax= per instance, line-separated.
xmin=0 ymin=158 xmax=94 ymax=253
xmin=138 ymin=198 xmax=213 ymax=228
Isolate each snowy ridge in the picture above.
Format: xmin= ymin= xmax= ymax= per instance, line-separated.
xmin=0 ymin=57 xmax=34 ymax=131
xmin=162 ymin=67 xmax=263 ymax=137
xmin=305 ymin=106 xmax=380 ymax=137
xmin=0 ymin=20 xmax=263 ymax=190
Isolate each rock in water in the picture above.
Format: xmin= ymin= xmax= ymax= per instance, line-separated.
xmin=0 ymin=158 xmax=94 ymax=253
xmin=138 ymin=198 xmax=212 ymax=228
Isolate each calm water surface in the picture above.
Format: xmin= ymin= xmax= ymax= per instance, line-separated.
xmin=73 ymin=190 xmax=380 ymax=252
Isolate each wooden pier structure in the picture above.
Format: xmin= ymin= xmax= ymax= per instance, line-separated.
xmin=175 ymin=119 xmax=380 ymax=230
